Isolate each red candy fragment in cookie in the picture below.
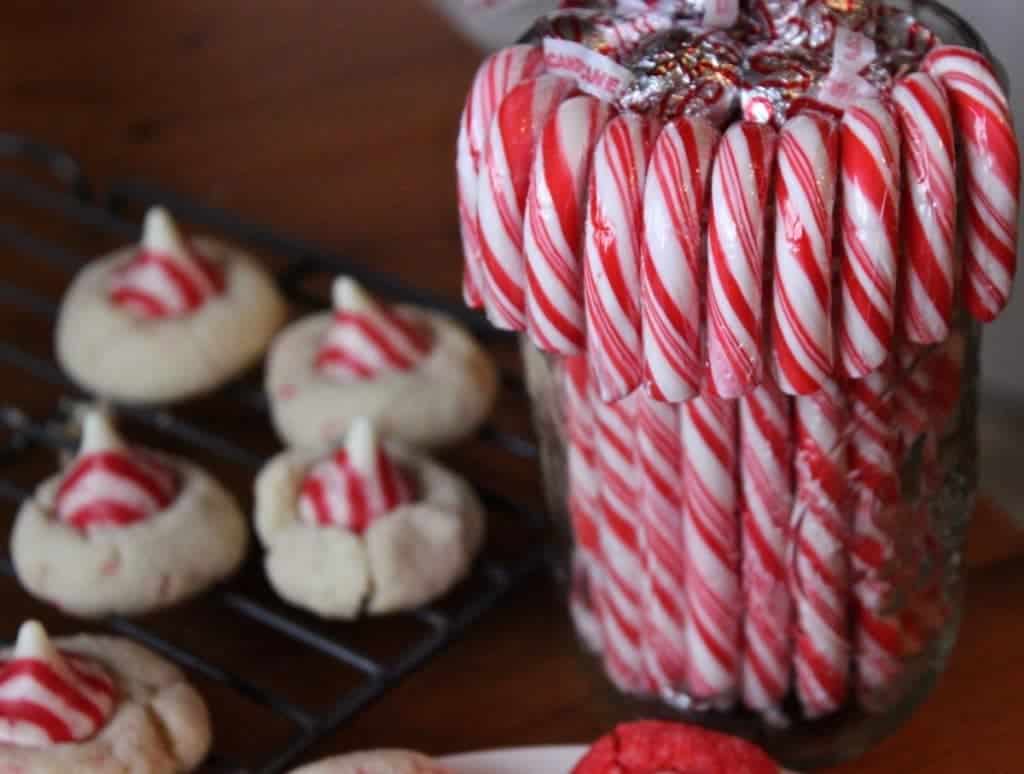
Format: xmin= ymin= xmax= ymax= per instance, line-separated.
xmin=572 ymin=721 xmax=781 ymax=774
xmin=109 ymin=206 xmax=225 ymax=318
xmin=315 ymin=277 xmax=434 ymax=382
xmin=299 ymin=418 xmax=415 ymax=533
xmin=0 ymin=621 xmax=117 ymax=747
xmin=56 ymin=411 xmax=179 ymax=531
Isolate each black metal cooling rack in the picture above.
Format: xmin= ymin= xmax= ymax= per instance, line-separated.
xmin=0 ymin=133 xmax=547 ymax=773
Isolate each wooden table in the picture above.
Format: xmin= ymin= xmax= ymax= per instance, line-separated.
xmin=1 ymin=2 xmax=1022 ymax=771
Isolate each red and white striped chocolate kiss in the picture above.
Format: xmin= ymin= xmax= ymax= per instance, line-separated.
xmin=55 ymin=410 xmax=179 ymax=531
xmin=0 ymin=621 xmax=117 ymax=747
xmin=298 ymin=417 xmax=416 ymax=533
xmin=315 ymin=277 xmax=434 ymax=382
xmin=109 ymin=206 xmax=225 ymax=318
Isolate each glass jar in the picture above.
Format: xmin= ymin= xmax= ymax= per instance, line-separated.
xmin=520 ymin=3 xmax=998 ymax=769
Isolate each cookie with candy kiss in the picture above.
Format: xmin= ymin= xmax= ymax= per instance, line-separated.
xmin=266 ymin=276 xmax=497 ymax=450
xmin=0 ymin=619 xmax=211 ymax=773
xmin=56 ymin=206 xmax=287 ymax=404
xmin=254 ymin=417 xmax=485 ymax=618
xmin=11 ymin=409 xmax=248 ymax=617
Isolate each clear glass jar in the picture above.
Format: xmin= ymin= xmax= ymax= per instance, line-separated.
xmin=520 ymin=3 xmax=997 ymax=769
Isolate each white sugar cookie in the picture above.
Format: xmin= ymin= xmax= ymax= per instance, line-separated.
xmin=254 ymin=442 xmax=485 ymax=619
xmin=57 ymin=227 xmax=287 ymax=404
xmin=12 ymin=454 xmax=248 ymax=617
xmin=0 ymin=628 xmax=211 ymax=773
xmin=265 ymin=307 xmax=497 ymax=450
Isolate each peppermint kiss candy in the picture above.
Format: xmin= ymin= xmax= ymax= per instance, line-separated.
xmin=618 ymin=27 xmax=743 ymax=126
xmin=526 ymin=7 xmax=673 ymax=60
xmin=315 ymin=277 xmax=434 ymax=382
xmin=109 ymin=207 xmax=225 ymax=319
xmin=0 ymin=621 xmax=117 ymax=747
xmin=747 ymin=0 xmax=878 ymax=51
xmin=740 ymin=45 xmax=831 ymax=127
xmin=458 ymin=45 xmax=546 ymax=308
xmin=55 ymin=410 xmax=179 ymax=531
xmin=298 ymin=418 xmax=415 ymax=533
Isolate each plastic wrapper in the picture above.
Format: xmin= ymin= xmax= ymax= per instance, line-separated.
xmin=618 ymin=26 xmax=743 ymax=124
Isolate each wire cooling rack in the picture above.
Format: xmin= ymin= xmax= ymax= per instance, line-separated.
xmin=0 ymin=134 xmax=548 ymax=773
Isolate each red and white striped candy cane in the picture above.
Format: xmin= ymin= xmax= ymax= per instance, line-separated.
xmin=636 ymin=393 xmax=687 ymax=692
xmin=791 ymin=379 xmax=850 ymax=718
xmin=837 ymin=99 xmax=901 ymax=379
xmin=564 ymin=354 xmax=604 ymax=653
xmin=924 ymin=46 xmax=1021 ymax=323
xmin=479 ymin=74 xmax=575 ymax=330
xmin=705 ymin=121 xmax=777 ymax=399
xmin=680 ymin=394 xmax=741 ymax=707
xmin=738 ymin=379 xmax=793 ymax=718
xmin=525 ymin=96 xmax=613 ymax=355
xmin=458 ymin=45 xmax=545 ymax=308
xmin=892 ymin=73 xmax=957 ymax=345
xmin=771 ymin=114 xmax=840 ymax=396
xmin=592 ymin=390 xmax=652 ymax=693
xmin=640 ymin=117 xmax=720 ymax=402
xmin=584 ymin=113 xmax=658 ymax=402
xmin=848 ymin=367 xmax=906 ymax=710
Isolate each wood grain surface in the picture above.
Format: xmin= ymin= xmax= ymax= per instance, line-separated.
xmin=0 ymin=2 xmax=1021 ymax=772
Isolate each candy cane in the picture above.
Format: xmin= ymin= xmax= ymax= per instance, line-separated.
xmin=525 ymin=96 xmax=613 ymax=355
xmin=892 ymin=73 xmax=957 ymax=345
xmin=738 ymin=379 xmax=793 ymax=718
xmin=771 ymin=113 xmax=840 ymax=396
xmin=680 ymin=394 xmax=741 ymax=707
xmin=641 ymin=116 xmax=720 ymax=402
xmin=479 ymin=74 xmax=575 ymax=330
xmin=592 ymin=391 xmax=652 ymax=693
xmin=705 ymin=121 xmax=777 ymax=399
xmin=458 ymin=45 xmax=545 ymax=308
xmin=791 ymin=379 xmax=851 ymax=718
xmin=565 ymin=354 xmax=604 ymax=653
xmin=837 ymin=98 xmax=901 ymax=378
xmin=636 ymin=393 xmax=687 ymax=692
xmin=584 ymin=114 xmax=658 ymax=402
xmin=924 ymin=46 xmax=1021 ymax=323
xmin=848 ymin=367 xmax=906 ymax=710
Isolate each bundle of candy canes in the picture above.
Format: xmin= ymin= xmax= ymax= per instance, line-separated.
xmin=457 ymin=0 xmax=1019 ymax=719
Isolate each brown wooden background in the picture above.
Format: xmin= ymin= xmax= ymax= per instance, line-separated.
xmin=0 ymin=2 xmax=1022 ymax=771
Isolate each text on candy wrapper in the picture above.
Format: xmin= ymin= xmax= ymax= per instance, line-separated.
xmin=542 ymin=38 xmax=634 ymax=103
